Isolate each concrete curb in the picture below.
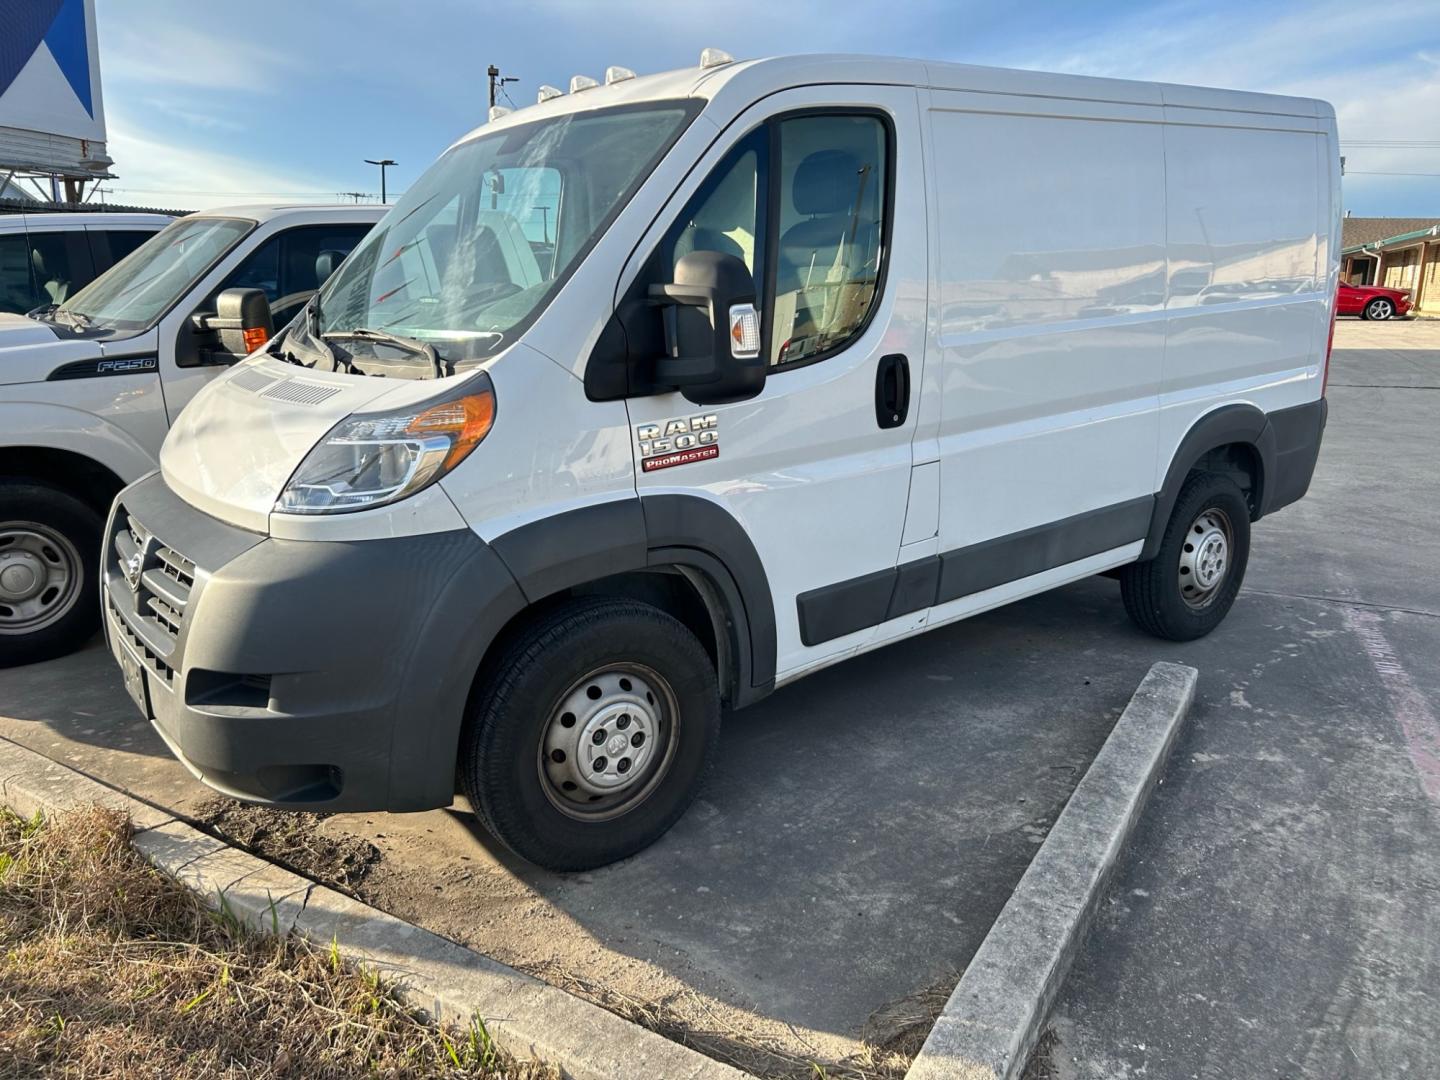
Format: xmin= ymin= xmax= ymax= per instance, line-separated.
xmin=905 ymin=661 xmax=1198 ymax=1080
xmin=0 ymin=735 xmax=748 ymax=1080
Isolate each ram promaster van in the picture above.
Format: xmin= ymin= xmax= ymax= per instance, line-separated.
xmin=103 ymin=53 xmax=1337 ymax=870
xmin=1 ymin=204 xmax=383 ymax=664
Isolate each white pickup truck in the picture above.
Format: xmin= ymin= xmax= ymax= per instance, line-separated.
xmin=0 ymin=204 xmax=383 ymax=665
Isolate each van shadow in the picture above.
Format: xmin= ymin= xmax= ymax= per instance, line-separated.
xmin=440 ymin=576 xmax=1172 ymax=1042
xmin=0 ymin=633 xmax=172 ymax=759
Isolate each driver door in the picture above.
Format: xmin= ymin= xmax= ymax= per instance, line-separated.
xmin=624 ymin=86 xmax=932 ymax=679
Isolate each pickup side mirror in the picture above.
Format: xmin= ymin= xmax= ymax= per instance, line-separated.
xmin=190 ymin=287 xmax=274 ymax=362
xmin=648 ymin=250 xmax=766 ymax=406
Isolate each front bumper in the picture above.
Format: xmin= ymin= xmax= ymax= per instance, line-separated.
xmin=102 ymin=473 xmax=525 ymax=812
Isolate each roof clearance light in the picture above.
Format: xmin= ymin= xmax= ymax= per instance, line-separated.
xmin=699 ymin=48 xmax=735 ymax=69
xmin=605 ymin=65 xmax=636 ymax=85
xmin=537 ymin=84 xmax=564 ymax=104
xmin=488 ymin=105 xmax=512 ymax=122
xmin=569 ymin=74 xmax=599 ymax=93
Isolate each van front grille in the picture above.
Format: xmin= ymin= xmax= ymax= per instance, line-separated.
xmin=108 ymin=508 xmax=201 ymax=683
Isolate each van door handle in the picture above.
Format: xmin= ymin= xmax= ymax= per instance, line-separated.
xmin=875 ymin=353 xmax=910 ymax=429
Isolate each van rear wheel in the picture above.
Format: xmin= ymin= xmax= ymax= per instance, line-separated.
xmin=1120 ymin=472 xmax=1250 ymax=641
xmin=460 ymin=597 xmax=721 ymax=871
xmin=0 ymin=481 xmax=101 ymax=668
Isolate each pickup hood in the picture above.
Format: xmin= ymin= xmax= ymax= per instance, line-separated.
xmin=0 ymin=312 xmax=61 ymax=348
xmin=0 ymin=313 xmax=91 ymax=386
xmin=159 ymin=353 xmax=458 ymax=532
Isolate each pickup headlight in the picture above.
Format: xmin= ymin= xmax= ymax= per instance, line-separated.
xmin=276 ymin=381 xmax=495 ymax=514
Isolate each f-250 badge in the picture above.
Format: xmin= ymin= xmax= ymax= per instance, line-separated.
xmin=636 ymin=414 xmax=718 ymax=472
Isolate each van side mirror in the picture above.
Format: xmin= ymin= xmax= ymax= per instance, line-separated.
xmin=191 ymin=287 xmax=274 ymax=361
xmin=648 ymin=250 xmax=766 ymax=405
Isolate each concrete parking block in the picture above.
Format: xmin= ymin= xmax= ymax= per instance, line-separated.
xmin=0 ymin=734 xmax=747 ymax=1080
xmin=907 ymin=661 xmax=1198 ymax=1080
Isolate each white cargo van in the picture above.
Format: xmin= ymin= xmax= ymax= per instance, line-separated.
xmin=1 ymin=204 xmax=383 ymax=664
xmin=103 ymin=54 xmax=1337 ymax=870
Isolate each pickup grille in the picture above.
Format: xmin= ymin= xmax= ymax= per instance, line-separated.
xmin=109 ymin=509 xmax=199 ymax=685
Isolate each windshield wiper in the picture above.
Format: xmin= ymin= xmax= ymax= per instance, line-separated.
xmin=323 ymin=327 xmax=448 ymax=378
xmin=49 ymin=307 xmax=94 ymax=330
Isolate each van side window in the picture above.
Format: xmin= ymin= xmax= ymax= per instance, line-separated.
xmin=771 ymin=114 xmax=887 ymax=366
xmin=659 ymin=128 xmax=767 ymax=295
xmin=642 ymin=112 xmax=889 ymax=371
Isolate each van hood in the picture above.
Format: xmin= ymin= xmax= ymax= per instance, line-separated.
xmin=159 ymin=353 xmax=460 ymax=532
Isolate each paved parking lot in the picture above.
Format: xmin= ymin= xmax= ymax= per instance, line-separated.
xmin=1048 ymin=318 xmax=1440 ymax=1079
xmin=2 ymin=318 xmax=1436 ymax=1075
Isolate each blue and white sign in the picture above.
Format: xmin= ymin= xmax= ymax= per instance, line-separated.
xmin=0 ymin=0 xmax=106 ymax=149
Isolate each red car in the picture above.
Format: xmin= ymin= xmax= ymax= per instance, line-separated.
xmin=1338 ymin=281 xmax=1412 ymax=320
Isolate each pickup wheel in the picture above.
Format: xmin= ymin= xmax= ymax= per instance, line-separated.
xmin=460 ymin=597 xmax=721 ymax=871
xmin=0 ymin=481 xmax=102 ymax=667
xmin=1120 ymin=472 xmax=1250 ymax=642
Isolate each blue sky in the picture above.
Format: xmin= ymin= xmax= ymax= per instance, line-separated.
xmin=95 ymin=0 xmax=1440 ymax=215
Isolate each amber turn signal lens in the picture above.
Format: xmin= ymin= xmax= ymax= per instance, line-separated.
xmin=404 ymin=390 xmax=496 ymax=469
xmin=242 ymin=326 xmax=270 ymax=353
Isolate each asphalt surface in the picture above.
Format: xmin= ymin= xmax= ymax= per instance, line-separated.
xmin=0 ymin=317 xmax=1435 ymax=1075
xmin=1044 ymin=318 xmax=1440 ymax=1079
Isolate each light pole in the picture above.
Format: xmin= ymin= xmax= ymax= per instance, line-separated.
xmin=364 ymin=158 xmax=397 ymax=203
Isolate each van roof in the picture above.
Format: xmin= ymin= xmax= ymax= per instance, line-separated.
xmin=457 ymin=52 xmax=1333 ymax=148
xmin=187 ymin=203 xmax=390 ymax=224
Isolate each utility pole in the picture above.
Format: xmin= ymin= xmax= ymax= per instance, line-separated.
xmin=364 ymin=159 xmax=397 ymax=203
xmin=338 ymin=191 xmax=369 ymax=204
xmin=487 ymin=65 xmax=518 ymax=110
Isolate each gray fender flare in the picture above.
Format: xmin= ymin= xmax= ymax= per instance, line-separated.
xmin=1141 ymin=404 xmax=1275 ymax=561
xmin=488 ymin=495 xmax=776 ymax=708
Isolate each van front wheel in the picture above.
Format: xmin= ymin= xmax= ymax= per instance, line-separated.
xmin=460 ymin=597 xmax=721 ymax=871
xmin=1120 ymin=473 xmax=1250 ymax=641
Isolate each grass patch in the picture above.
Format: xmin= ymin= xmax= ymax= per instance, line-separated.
xmin=0 ymin=805 xmax=554 ymax=1080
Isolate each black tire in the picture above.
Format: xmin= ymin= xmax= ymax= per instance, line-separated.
xmin=1363 ymin=297 xmax=1394 ymax=321
xmin=1120 ymin=472 xmax=1250 ymax=642
xmin=0 ymin=481 xmax=103 ymax=668
xmin=460 ymin=597 xmax=721 ymax=871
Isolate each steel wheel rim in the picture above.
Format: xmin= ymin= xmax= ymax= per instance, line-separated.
xmin=0 ymin=522 xmax=83 ymax=635
xmin=1178 ymin=507 xmax=1233 ymax=610
xmin=537 ymin=662 xmax=679 ymax=822
xmin=1370 ymin=299 xmax=1392 ymax=319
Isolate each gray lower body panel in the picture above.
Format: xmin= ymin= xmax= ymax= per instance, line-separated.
xmin=103 ymin=473 xmax=524 ymax=813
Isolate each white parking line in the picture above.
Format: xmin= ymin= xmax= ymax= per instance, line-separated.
xmin=1343 ymin=607 xmax=1440 ymax=805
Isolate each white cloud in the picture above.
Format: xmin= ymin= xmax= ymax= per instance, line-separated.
xmin=104 ymin=105 xmax=354 ymax=211
xmin=100 ymin=21 xmax=297 ymax=95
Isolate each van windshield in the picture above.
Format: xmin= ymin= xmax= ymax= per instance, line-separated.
xmin=307 ymin=101 xmax=697 ymax=370
xmin=59 ymin=217 xmax=253 ymax=331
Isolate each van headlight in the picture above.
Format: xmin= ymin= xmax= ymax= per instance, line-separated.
xmin=276 ymin=383 xmax=495 ymax=514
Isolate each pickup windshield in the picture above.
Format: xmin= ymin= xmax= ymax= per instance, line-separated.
xmin=308 ymin=100 xmax=697 ymax=371
xmin=59 ymin=217 xmax=253 ymax=332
